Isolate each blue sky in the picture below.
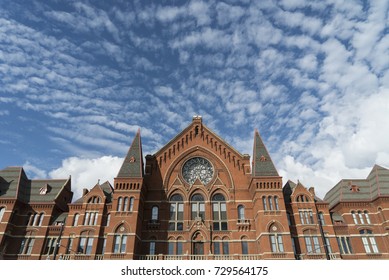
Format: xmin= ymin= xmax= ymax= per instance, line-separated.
xmin=0 ymin=0 xmax=388 ymax=200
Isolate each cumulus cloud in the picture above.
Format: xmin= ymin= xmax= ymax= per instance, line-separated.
xmin=49 ymin=156 xmax=123 ymax=201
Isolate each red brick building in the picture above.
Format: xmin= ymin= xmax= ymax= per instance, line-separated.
xmin=1 ymin=117 xmax=388 ymax=260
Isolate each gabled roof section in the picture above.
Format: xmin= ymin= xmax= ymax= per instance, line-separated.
xmin=252 ymin=130 xmax=279 ymax=177
xmin=154 ymin=116 xmax=244 ymax=159
xmin=117 ymin=129 xmax=144 ymax=178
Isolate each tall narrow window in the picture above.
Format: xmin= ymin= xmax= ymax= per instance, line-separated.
xmin=337 ymin=236 xmax=353 ymax=254
xmin=106 ymin=214 xmax=111 ymax=227
xmin=177 ymin=238 xmax=183 ymax=255
xmin=304 ymin=230 xmax=321 ymax=254
xmin=358 ymin=211 xmax=365 ymax=224
xmin=212 ymin=194 xmax=227 ymax=230
xmin=66 ymin=237 xmax=74 ymax=254
xmin=268 ymin=196 xmax=274 ymax=210
xmin=360 ymin=229 xmax=379 ymax=254
xmin=38 ymin=213 xmax=44 ymax=226
xmin=0 ymin=207 xmax=5 ymax=222
xmin=351 ymin=211 xmax=358 ymax=224
xmin=168 ymin=241 xmax=175 ymax=255
xmin=149 ymin=240 xmax=156 ymax=255
xmin=241 ymin=238 xmax=248 ymax=255
xmin=274 ymin=197 xmax=279 ymax=210
xmin=123 ymin=197 xmax=129 ymax=211
xmin=270 ymin=234 xmax=284 ymax=253
xmin=169 ymin=194 xmax=184 ymax=231
xmin=19 ymin=237 xmax=35 ymax=255
xmin=113 ymin=225 xmax=128 ymax=254
xmin=117 ymin=197 xmax=123 ymax=212
xmin=364 ymin=211 xmax=371 ymax=224
xmin=318 ymin=212 xmax=325 ymax=225
xmin=73 ymin=214 xmax=80 ymax=226
xmin=78 ymin=231 xmax=94 ymax=255
xmin=151 ymin=206 xmax=159 ymax=221
xmin=213 ymin=238 xmax=221 ymax=255
xmin=191 ymin=194 xmax=205 ymax=220
xmin=129 ymin=197 xmax=134 ymax=212
xmin=238 ymin=205 xmax=245 ymax=221
xmin=222 ymin=238 xmax=229 ymax=255
xmin=262 ymin=196 xmax=267 ymax=210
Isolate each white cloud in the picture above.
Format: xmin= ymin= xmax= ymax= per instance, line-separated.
xmin=49 ymin=156 xmax=123 ymax=201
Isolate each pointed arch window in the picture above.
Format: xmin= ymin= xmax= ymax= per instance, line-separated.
xmin=212 ymin=194 xmax=227 ymax=231
xmin=191 ymin=194 xmax=205 ymax=220
xmin=169 ymin=194 xmax=184 ymax=231
xmin=241 ymin=237 xmax=248 ymax=255
xmin=113 ymin=226 xmax=128 ymax=254
xmin=268 ymin=196 xmax=274 ymax=210
xmin=269 ymin=224 xmax=284 ymax=253
xmin=274 ymin=196 xmax=279 ymax=210
xmin=123 ymin=197 xmax=129 ymax=211
xmin=262 ymin=196 xmax=268 ymax=210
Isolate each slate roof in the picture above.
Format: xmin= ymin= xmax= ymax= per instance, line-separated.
xmin=324 ymin=165 xmax=389 ymax=209
xmin=117 ymin=129 xmax=144 ymax=178
xmin=252 ymin=130 xmax=279 ymax=177
xmin=0 ymin=166 xmax=70 ymax=204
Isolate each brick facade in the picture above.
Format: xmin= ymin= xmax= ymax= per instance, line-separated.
xmin=1 ymin=117 xmax=388 ymax=260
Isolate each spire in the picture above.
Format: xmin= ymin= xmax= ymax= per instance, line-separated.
xmin=117 ymin=129 xmax=144 ymax=178
xmin=252 ymin=129 xmax=279 ymax=177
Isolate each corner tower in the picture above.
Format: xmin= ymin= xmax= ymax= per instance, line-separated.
xmin=249 ymin=130 xmax=294 ymax=259
xmin=109 ymin=129 xmax=144 ymax=259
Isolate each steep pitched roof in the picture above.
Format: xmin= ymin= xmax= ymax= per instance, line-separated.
xmin=117 ymin=129 xmax=144 ymax=178
xmin=252 ymin=130 xmax=279 ymax=177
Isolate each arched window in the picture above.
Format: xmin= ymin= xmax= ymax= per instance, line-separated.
xmin=169 ymin=194 xmax=184 ymax=231
xmin=269 ymin=224 xmax=284 ymax=253
xmin=129 ymin=197 xmax=134 ymax=212
xmin=318 ymin=212 xmax=325 ymax=225
xmin=123 ymin=197 xmax=129 ymax=211
xmin=274 ymin=196 xmax=279 ymax=210
xmin=238 ymin=205 xmax=245 ymax=221
xmin=78 ymin=231 xmax=94 ymax=255
xmin=213 ymin=237 xmax=221 ymax=255
xmin=268 ymin=196 xmax=274 ymax=210
xmin=149 ymin=238 xmax=156 ymax=255
xmin=0 ymin=207 xmax=5 ymax=222
xmin=151 ymin=206 xmax=159 ymax=221
xmin=360 ymin=229 xmax=379 ymax=254
xmin=351 ymin=211 xmax=358 ymax=224
xmin=222 ymin=237 xmax=229 ymax=255
xmin=212 ymin=194 xmax=227 ymax=231
xmin=106 ymin=214 xmax=111 ymax=227
xmin=358 ymin=211 xmax=365 ymax=224
xmin=117 ymin=197 xmax=123 ymax=212
xmin=73 ymin=214 xmax=80 ymax=226
xmin=32 ymin=213 xmax=40 ymax=226
xmin=303 ymin=229 xmax=321 ymax=254
xmin=262 ymin=196 xmax=268 ymax=210
xmin=113 ymin=226 xmax=128 ymax=254
xmin=191 ymin=194 xmax=205 ymax=220
xmin=241 ymin=237 xmax=248 ymax=255
xmin=19 ymin=232 xmax=35 ymax=255
xmin=364 ymin=211 xmax=371 ymax=224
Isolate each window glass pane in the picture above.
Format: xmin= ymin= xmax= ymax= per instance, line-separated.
xmin=268 ymin=197 xmax=273 ymax=210
xmin=221 ymin=203 xmax=227 ymax=220
xmin=170 ymin=204 xmax=176 ymax=220
xmin=362 ymin=237 xmax=371 ymax=253
xmin=191 ymin=203 xmax=198 ymax=219
xmin=313 ymin=237 xmax=321 ymax=253
xmin=346 ymin=237 xmax=353 ymax=254
xmin=305 ymin=237 xmax=312 ymax=253
xmin=241 ymin=240 xmax=248 ymax=254
xmin=0 ymin=208 xmax=5 ymax=222
xmin=79 ymin=237 xmax=86 ymax=253
xmin=150 ymin=242 xmax=156 ymax=255
xmin=274 ymin=197 xmax=279 ymax=210
xmin=270 ymin=235 xmax=277 ymax=252
xmin=262 ymin=197 xmax=267 ymax=210
xmin=177 ymin=222 xmax=183 ymax=231
xmin=123 ymin=198 xmax=129 ymax=211
xmin=117 ymin=197 xmax=123 ymax=211
xmin=214 ymin=241 xmax=220 ymax=255
xmin=113 ymin=235 xmax=120 ymax=253
xmin=129 ymin=197 xmax=134 ymax=211
xmin=221 ymin=222 xmax=228 ymax=230
xmin=369 ymin=237 xmax=379 ymax=253
xmin=121 ymin=236 xmax=127 ymax=253
xmin=168 ymin=242 xmax=174 ymax=255
xmin=152 ymin=207 xmax=158 ymax=220
xmin=26 ymin=238 xmax=35 ymax=255
xmin=213 ymin=222 xmax=220 ymax=231
xmin=222 ymin=241 xmax=229 ymax=255
xmin=86 ymin=238 xmax=94 ymax=255
xmin=277 ymin=235 xmax=284 ymax=252
xmin=177 ymin=242 xmax=183 ymax=255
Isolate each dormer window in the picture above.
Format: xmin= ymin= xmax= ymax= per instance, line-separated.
xmin=39 ymin=184 xmax=50 ymax=195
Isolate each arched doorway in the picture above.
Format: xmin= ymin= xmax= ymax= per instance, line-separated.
xmin=192 ymin=231 xmax=204 ymax=256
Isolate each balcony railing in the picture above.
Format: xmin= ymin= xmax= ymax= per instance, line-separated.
xmin=138 ymin=254 xmax=262 ymax=260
